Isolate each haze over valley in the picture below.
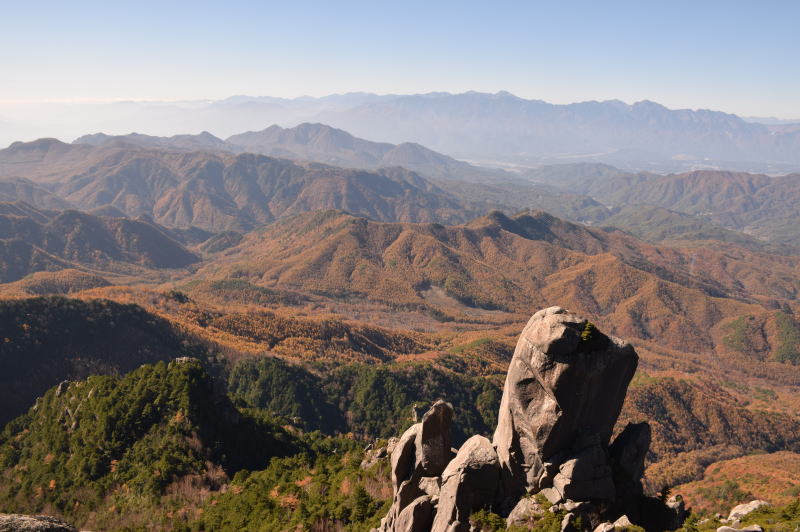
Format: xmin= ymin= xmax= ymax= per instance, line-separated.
xmin=4 ymin=92 xmax=800 ymax=174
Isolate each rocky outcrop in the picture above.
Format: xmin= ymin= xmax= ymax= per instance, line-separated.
xmin=727 ymin=500 xmax=770 ymax=523
xmin=376 ymin=400 xmax=456 ymax=532
xmin=361 ymin=437 xmax=399 ymax=470
xmin=0 ymin=514 xmax=76 ymax=532
xmin=610 ymin=422 xmax=652 ymax=501
xmin=506 ymin=497 xmax=546 ymax=528
xmin=664 ymin=495 xmax=689 ymax=530
xmin=431 ymin=435 xmax=500 ymax=532
xmin=493 ymin=307 xmax=638 ymax=507
xmin=373 ymin=307 xmax=679 ymax=532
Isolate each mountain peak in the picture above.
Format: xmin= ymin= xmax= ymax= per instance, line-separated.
xmin=8 ymin=138 xmax=68 ymax=150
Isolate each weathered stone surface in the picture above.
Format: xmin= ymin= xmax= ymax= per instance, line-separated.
xmin=418 ymin=400 xmax=453 ymax=477
xmin=546 ymin=437 xmax=616 ymax=503
xmin=493 ymin=307 xmax=638 ymax=502
xmin=391 ymin=423 xmax=421 ymax=491
xmin=613 ymin=515 xmax=633 ymax=528
xmin=718 ymin=526 xmax=763 ymax=532
xmin=728 ymin=500 xmax=770 ymax=522
xmin=418 ymin=476 xmax=441 ymax=499
xmin=378 ymin=401 xmax=455 ymax=532
xmin=375 ymin=308 xmax=657 ymax=532
xmin=431 ymin=435 xmax=500 ymax=532
xmin=390 ymin=400 xmax=453 ymax=491
xmin=609 ymin=423 xmax=651 ymax=499
xmin=598 ymin=514 xmax=640 ymax=531
xmin=561 ymin=512 xmax=578 ymax=532
xmin=506 ymin=497 xmax=545 ymax=527
xmin=394 ymin=496 xmax=435 ymax=532
xmin=593 ymin=515 xmax=640 ymax=532
xmin=0 ymin=514 xmax=76 ymax=532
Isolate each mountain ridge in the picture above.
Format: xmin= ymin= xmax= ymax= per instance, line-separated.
xmin=0 ymin=141 xmax=483 ymax=231
xmin=0 ymin=201 xmax=199 ymax=280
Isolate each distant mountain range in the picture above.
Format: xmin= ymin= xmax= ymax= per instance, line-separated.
xmin=0 ymin=138 xmax=483 ymax=231
xmin=527 ymin=163 xmax=800 ymax=248
xmin=73 ymin=122 xmax=509 ymax=183
xmin=3 ymin=124 xmax=800 ymax=251
xmin=312 ymin=92 xmax=800 ymax=171
xmin=4 ymin=91 xmax=800 ymax=172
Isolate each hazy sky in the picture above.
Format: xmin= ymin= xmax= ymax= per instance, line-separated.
xmin=1 ymin=0 xmax=799 ymax=118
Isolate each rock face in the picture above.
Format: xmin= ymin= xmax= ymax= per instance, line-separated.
xmin=493 ymin=307 xmax=638 ymax=506
xmin=727 ymin=500 xmax=770 ymax=523
xmin=610 ymin=422 xmax=652 ymax=501
xmin=377 ymin=400 xmax=457 ymax=532
xmin=373 ymin=307 xmax=675 ymax=532
xmin=506 ymin=496 xmax=545 ymax=528
xmin=0 ymin=514 xmax=76 ymax=532
xmin=431 ymin=435 xmax=500 ymax=532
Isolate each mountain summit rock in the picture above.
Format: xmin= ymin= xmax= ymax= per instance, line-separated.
xmin=374 ymin=307 xmax=683 ymax=532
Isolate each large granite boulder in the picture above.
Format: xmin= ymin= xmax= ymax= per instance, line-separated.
xmin=431 ymin=435 xmax=500 ymax=532
xmin=546 ymin=435 xmax=616 ymax=503
xmin=727 ymin=500 xmax=770 ymax=523
xmin=374 ymin=307 xmax=668 ymax=532
xmin=609 ymin=422 xmax=652 ymax=500
xmin=394 ymin=496 xmax=435 ymax=532
xmin=390 ymin=400 xmax=453 ymax=490
xmin=493 ymin=307 xmax=638 ymax=505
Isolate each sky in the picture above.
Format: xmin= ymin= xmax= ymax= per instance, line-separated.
xmin=1 ymin=0 xmax=799 ymax=118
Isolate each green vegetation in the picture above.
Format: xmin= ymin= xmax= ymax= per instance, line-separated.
xmin=581 ymin=321 xmax=595 ymax=342
xmin=773 ymin=311 xmax=800 ymax=364
xmin=469 ymin=500 xmax=567 ymax=532
xmin=193 ymin=435 xmax=389 ymax=532
xmin=180 ymin=279 xmax=304 ymax=306
xmin=684 ymin=499 xmax=800 ymax=531
xmin=628 ymin=370 xmax=659 ymax=389
xmin=0 ymin=296 xmax=208 ymax=426
xmin=470 ymin=509 xmax=508 ymax=531
xmin=0 ymin=359 xmax=300 ymax=529
xmin=229 ymin=358 xmax=502 ymax=442
xmin=227 ymin=357 xmax=345 ymax=433
xmin=722 ymin=315 xmax=758 ymax=354
xmin=449 ymin=336 xmax=493 ymax=354
xmin=753 ymin=386 xmax=778 ymax=402
xmin=694 ymin=480 xmax=753 ymax=512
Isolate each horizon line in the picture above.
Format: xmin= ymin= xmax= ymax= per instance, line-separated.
xmin=1 ymin=91 xmax=798 ymax=122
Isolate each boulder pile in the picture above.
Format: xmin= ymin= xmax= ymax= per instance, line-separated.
xmin=373 ymin=307 xmax=686 ymax=532
xmin=0 ymin=514 xmax=76 ymax=532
